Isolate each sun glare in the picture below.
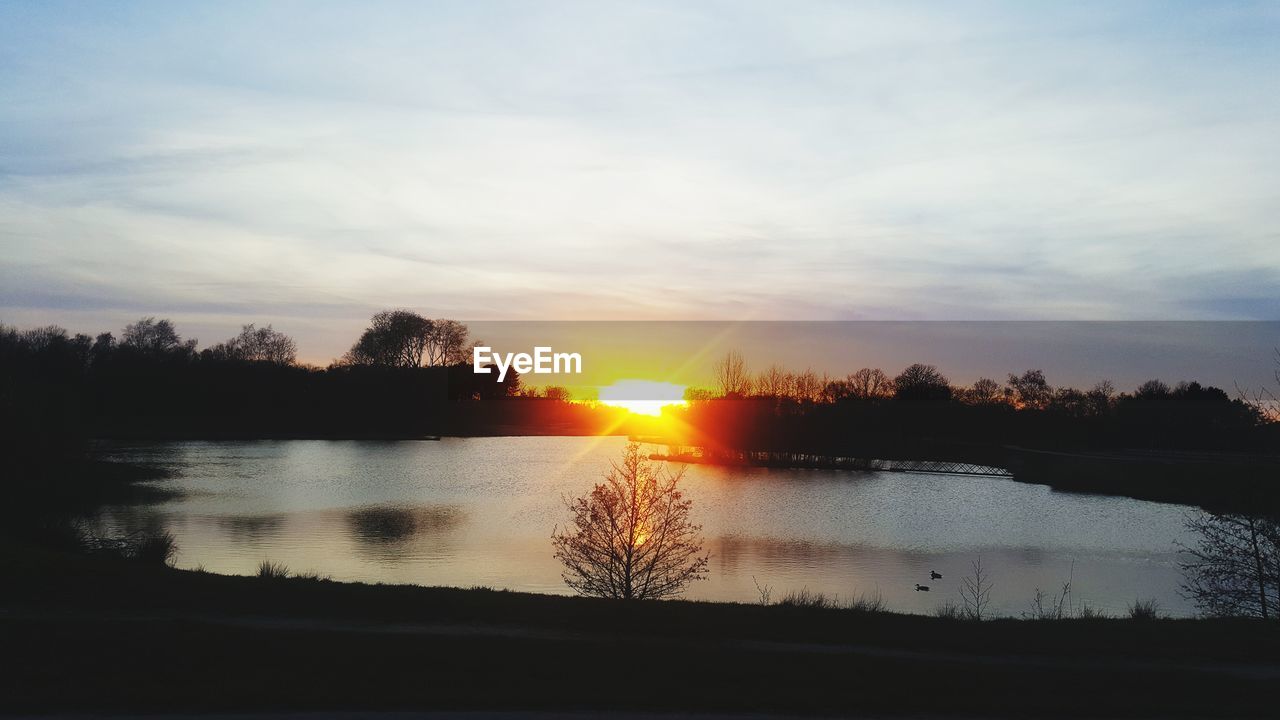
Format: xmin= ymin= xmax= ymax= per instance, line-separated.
xmin=598 ymin=380 xmax=688 ymax=417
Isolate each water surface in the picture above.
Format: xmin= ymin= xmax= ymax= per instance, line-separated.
xmin=93 ymin=436 xmax=1197 ymax=617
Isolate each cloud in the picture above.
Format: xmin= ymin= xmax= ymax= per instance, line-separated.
xmin=1 ymin=0 xmax=1278 ymax=361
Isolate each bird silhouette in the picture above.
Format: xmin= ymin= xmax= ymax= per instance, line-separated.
xmin=915 ymin=584 xmax=930 ymax=592
xmin=930 ymin=570 xmax=942 ymax=580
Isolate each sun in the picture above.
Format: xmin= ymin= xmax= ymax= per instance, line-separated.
xmin=597 ymin=380 xmax=688 ymax=417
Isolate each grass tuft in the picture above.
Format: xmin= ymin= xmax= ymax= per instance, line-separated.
xmin=257 ymin=560 xmax=290 ymax=579
xmin=1075 ymin=603 xmax=1109 ymax=619
xmin=1128 ymin=598 xmax=1162 ymax=620
xmin=933 ymin=601 xmax=963 ymax=619
xmin=777 ymin=588 xmax=838 ymax=609
xmin=845 ymin=589 xmax=886 ymax=613
xmin=130 ymin=531 xmax=178 ymax=566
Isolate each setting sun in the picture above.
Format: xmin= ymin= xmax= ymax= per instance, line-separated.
xmin=597 ymin=380 xmax=688 ymax=417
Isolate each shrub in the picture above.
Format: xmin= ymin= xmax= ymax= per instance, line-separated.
xmin=130 ymin=531 xmax=178 ymax=566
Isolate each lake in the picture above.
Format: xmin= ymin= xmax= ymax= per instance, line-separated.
xmin=91 ymin=436 xmax=1199 ymax=617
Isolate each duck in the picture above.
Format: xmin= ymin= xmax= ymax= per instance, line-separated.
xmin=915 ymin=584 xmax=930 ymax=592
xmin=930 ymin=570 xmax=943 ymax=580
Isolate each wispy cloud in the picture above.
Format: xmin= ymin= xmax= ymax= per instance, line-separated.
xmin=2 ymin=1 xmax=1278 ymax=361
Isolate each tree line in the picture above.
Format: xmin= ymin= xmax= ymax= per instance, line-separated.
xmin=4 ymin=316 xmax=1275 ymax=461
xmin=0 ymin=311 xmax=539 ymax=474
xmin=709 ymin=350 xmax=1257 ymax=416
xmin=679 ymin=352 xmax=1276 ymax=456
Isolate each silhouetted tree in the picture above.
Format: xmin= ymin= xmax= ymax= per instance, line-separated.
xmin=90 ymin=332 xmax=116 ymax=366
xmin=684 ymin=387 xmax=715 ymax=403
xmin=121 ymin=317 xmax=185 ymax=356
xmin=552 ymin=443 xmax=708 ymax=600
xmin=1007 ymin=369 xmax=1052 ymax=410
xmin=1086 ymin=380 xmax=1116 ymax=416
xmin=18 ymin=325 xmax=69 ymax=352
xmin=792 ymin=369 xmax=823 ymax=402
xmin=343 ymin=311 xmax=472 ymax=368
xmin=713 ymin=351 xmax=751 ymax=398
xmin=542 ymin=386 xmax=572 ymax=402
xmin=959 ymin=556 xmax=993 ymax=620
xmin=425 ymin=318 xmax=472 ymax=366
xmin=69 ymin=333 xmax=92 ymax=365
xmin=1136 ymin=379 xmax=1171 ymax=399
xmin=1048 ymin=386 xmax=1090 ymax=418
xmin=963 ymin=377 xmax=1003 ymax=405
xmin=1237 ymin=349 xmax=1280 ymax=423
xmin=343 ymin=310 xmax=432 ymax=368
xmin=1180 ymin=511 xmax=1279 ymax=619
xmin=756 ymin=364 xmax=790 ymax=398
xmin=208 ymin=324 xmax=298 ymax=365
xmin=823 ymin=376 xmax=851 ymax=402
xmin=893 ymin=363 xmax=952 ymax=403
xmin=847 ymin=368 xmax=892 ymax=400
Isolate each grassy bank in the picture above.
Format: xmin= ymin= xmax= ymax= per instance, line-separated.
xmin=3 ymin=541 xmax=1279 ymax=717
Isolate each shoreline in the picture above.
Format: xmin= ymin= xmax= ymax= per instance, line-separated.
xmin=3 ymin=541 xmax=1278 ymax=716
xmin=87 ymin=432 xmax=1280 ymax=513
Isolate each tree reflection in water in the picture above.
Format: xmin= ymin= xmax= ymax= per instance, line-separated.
xmin=346 ymin=505 xmax=462 ymax=545
xmin=217 ymin=514 xmax=286 ymax=544
xmin=1179 ymin=509 xmax=1280 ymax=619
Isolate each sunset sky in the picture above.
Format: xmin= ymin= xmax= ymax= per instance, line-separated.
xmin=2 ymin=1 xmax=1278 ymax=364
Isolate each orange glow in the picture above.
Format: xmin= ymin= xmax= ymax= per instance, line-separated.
xmin=597 ymin=380 xmax=688 ymax=417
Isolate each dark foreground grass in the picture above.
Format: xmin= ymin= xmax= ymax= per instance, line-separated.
xmin=3 ymin=541 xmax=1279 ymax=717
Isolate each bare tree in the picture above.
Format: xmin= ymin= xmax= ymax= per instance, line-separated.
xmin=1086 ymin=380 xmax=1116 ymax=416
xmin=713 ymin=351 xmax=751 ymax=398
xmin=343 ymin=310 xmax=433 ymax=368
xmin=1180 ymin=511 xmax=1279 ymax=619
xmin=343 ymin=312 xmax=473 ymax=368
xmin=425 ymin=318 xmax=471 ymax=366
xmin=542 ymin=386 xmax=572 ymax=402
xmin=756 ymin=364 xmax=790 ymax=398
xmin=121 ymin=317 xmax=184 ymax=355
xmin=847 ymin=368 xmax=891 ymax=399
xmin=959 ymin=556 xmax=993 ymax=620
xmin=1006 ymin=369 xmax=1053 ymax=410
xmin=552 ymin=443 xmax=709 ymax=600
xmin=210 ymin=324 xmax=297 ymax=365
xmin=1135 ymin=378 xmax=1171 ymax=398
xmin=893 ymin=363 xmax=952 ymax=403
xmin=963 ymin=377 xmax=1003 ymax=405
xmin=90 ymin=331 xmax=115 ymax=366
xmin=1236 ymin=348 xmax=1280 ymax=423
xmin=792 ymin=369 xmax=823 ymax=402
xmin=244 ymin=324 xmax=297 ymax=364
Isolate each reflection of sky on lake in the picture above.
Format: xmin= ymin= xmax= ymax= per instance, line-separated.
xmin=94 ymin=436 xmax=1197 ymax=616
